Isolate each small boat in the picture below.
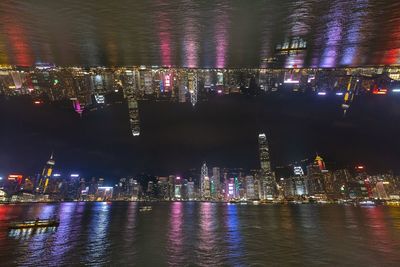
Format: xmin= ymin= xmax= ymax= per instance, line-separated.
xmin=9 ymin=218 xmax=60 ymax=229
xmin=139 ymin=206 xmax=152 ymax=212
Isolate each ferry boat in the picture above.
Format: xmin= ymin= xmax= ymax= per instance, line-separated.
xmin=9 ymin=218 xmax=60 ymax=229
xmin=139 ymin=206 xmax=152 ymax=212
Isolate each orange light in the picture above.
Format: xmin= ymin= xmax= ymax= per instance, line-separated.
xmin=372 ymin=89 xmax=388 ymax=95
xmin=8 ymin=174 xmax=23 ymax=180
xmin=356 ymin=166 xmax=364 ymax=170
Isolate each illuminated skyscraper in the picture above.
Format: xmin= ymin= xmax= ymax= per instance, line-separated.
xmin=258 ymin=133 xmax=276 ymax=200
xmin=37 ymin=153 xmax=55 ymax=194
xmin=188 ymin=71 xmax=198 ymax=106
xmin=200 ymin=162 xmax=210 ymax=199
xmin=210 ymin=167 xmax=221 ymax=199
xmin=123 ymin=69 xmax=140 ymax=136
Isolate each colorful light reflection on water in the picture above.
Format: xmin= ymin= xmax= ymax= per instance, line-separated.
xmin=0 ymin=0 xmax=400 ymax=67
xmin=0 ymin=203 xmax=400 ymax=266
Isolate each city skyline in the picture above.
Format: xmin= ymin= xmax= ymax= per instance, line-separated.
xmin=2 ymin=1 xmax=400 ymax=266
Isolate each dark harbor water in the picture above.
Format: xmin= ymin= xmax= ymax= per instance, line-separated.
xmin=1 ymin=0 xmax=400 ymax=67
xmin=0 ymin=202 xmax=400 ymax=266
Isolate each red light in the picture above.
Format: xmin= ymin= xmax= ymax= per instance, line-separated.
xmin=356 ymin=166 xmax=365 ymax=170
xmin=372 ymin=89 xmax=388 ymax=95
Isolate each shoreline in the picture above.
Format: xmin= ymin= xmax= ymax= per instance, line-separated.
xmin=1 ymin=199 xmax=399 ymax=206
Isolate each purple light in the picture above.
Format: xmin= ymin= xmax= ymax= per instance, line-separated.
xmin=217 ymin=89 xmax=223 ymax=94
xmin=336 ymin=92 xmax=344 ymax=96
xmin=318 ymin=92 xmax=327 ymax=96
xmin=176 ymin=176 xmax=181 ymax=180
xmin=70 ymin=174 xmax=79 ymax=177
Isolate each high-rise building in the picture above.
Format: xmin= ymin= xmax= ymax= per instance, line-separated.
xmin=187 ymin=181 xmax=195 ymax=200
xmin=123 ymin=69 xmax=140 ymax=136
xmin=305 ymin=155 xmax=328 ymax=196
xmin=200 ymin=162 xmax=210 ymax=199
xmin=210 ymin=167 xmax=221 ymax=199
xmin=174 ymin=176 xmax=182 ymax=199
xmin=37 ymin=153 xmax=55 ymax=194
xmin=188 ymin=71 xmax=198 ymax=106
xmin=245 ymin=176 xmax=256 ymax=199
xmin=258 ymin=133 xmax=276 ymax=200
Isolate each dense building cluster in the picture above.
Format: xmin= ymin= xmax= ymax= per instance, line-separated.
xmin=1 ymin=133 xmax=399 ymax=205
xmin=2 ymin=65 xmax=400 ymax=137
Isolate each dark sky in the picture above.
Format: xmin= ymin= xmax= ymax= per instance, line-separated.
xmin=1 ymin=93 xmax=400 ymax=181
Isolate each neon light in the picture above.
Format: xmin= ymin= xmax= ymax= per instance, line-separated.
xmin=336 ymin=92 xmax=344 ymax=96
xmin=283 ymin=79 xmax=300 ymax=84
xmin=53 ymin=174 xmax=61 ymax=177
xmin=165 ymin=74 xmax=171 ymax=87
xmin=372 ymin=89 xmax=388 ymax=95
xmin=70 ymin=174 xmax=79 ymax=177
xmin=392 ymin=89 xmax=400 ymax=93
xmin=318 ymin=92 xmax=327 ymax=96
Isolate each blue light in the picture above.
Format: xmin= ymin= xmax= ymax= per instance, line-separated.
xmin=318 ymin=92 xmax=327 ymax=96
xmin=336 ymin=92 xmax=344 ymax=96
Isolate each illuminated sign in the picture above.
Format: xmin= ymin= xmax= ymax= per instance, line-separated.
xmin=228 ymin=183 xmax=234 ymax=195
xmin=165 ymin=74 xmax=171 ymax=87
xmin=95 ymin=94 xmax=105 ymax=104
xmin=8 ymin=174 xmax=23 ymax=180
xmin=98 ymin=186 xmax=113 ymax=192
xmin=372 ymin=89 xmax=388 ymax=95
xmin=294 ymin=166 xmax=304 ymax=176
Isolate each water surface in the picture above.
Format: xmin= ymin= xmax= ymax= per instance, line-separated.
xmin=0 ymin=202 xmax=400 ymax=266
xmin=1 ymin=0 xmax=400 ymax=67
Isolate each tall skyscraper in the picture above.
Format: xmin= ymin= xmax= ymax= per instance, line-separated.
xmin=258 ymin=133 xmax=276 ymax=200
xmin=200 ymin=162 xmax=210 ymax=199
xmin=211 ymin=167 xmax=221 ymax=198
xmin=188 ymin=71 xmax=198 ymax=106
xmin=37 ymin=153 xmax=55 ymax=194
xmin=123 ymin=69 xmax=140 ymax=136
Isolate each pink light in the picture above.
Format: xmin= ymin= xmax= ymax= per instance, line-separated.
xmin=165 ymin=74 xmax=171 ymax=87
xmin=182 ymin=3 xmax=199 ymax=68
xmin=176 ymin=176 xmax=181 ymax=180
xmin=156 ymin=2 xmax=172 ymax=67
xmin=215 ymin=4 xmax=229 ymax=68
